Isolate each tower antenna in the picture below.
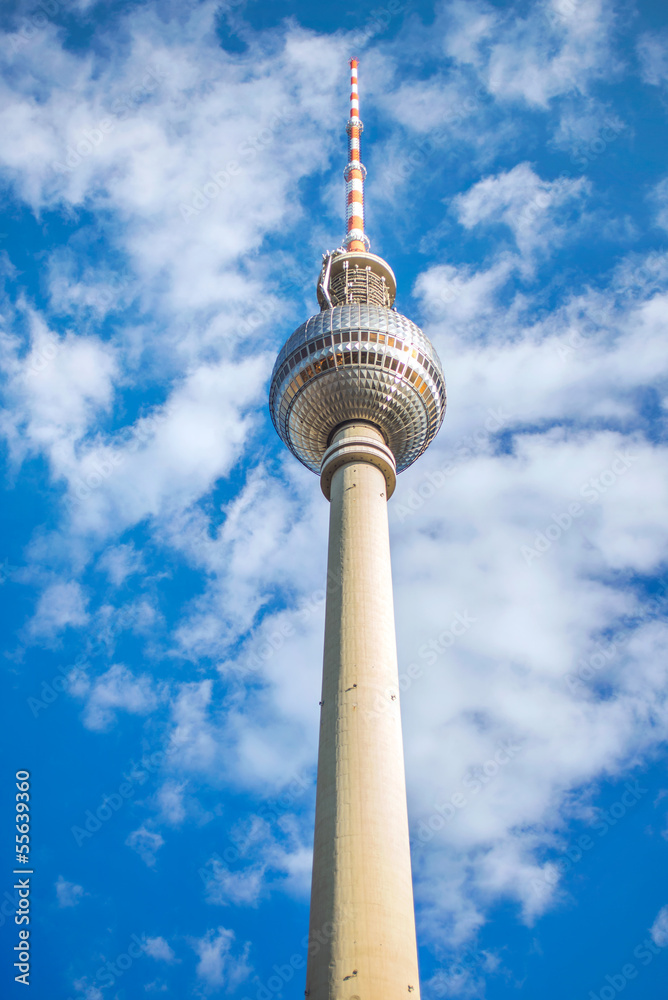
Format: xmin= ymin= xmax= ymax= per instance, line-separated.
xmin=344 ymin=58 xmax=369 ymax=252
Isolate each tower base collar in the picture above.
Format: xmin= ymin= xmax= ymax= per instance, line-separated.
xmin=320 ymin=422 xmax=397 ymax=500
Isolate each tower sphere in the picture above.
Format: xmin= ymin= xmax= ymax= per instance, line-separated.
xmin=269 ymin=251 xmax=446 ymax=480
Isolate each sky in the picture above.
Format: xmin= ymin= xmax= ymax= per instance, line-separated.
xmin=1 ymin=0 xmax=668 ymax=997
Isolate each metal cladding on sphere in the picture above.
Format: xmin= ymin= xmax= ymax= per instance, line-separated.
xmin=269 ymin=302 xmax=446 ymax=477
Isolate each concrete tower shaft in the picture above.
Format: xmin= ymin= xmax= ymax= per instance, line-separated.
xmin=306 ymin=423 xmax=421 ymax=1000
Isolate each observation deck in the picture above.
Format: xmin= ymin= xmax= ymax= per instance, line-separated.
xmin=269 ymin=253 xmax=446 ymax=476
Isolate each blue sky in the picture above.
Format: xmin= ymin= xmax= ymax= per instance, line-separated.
xmin=1 ymin=0 xmax=668 ymax=997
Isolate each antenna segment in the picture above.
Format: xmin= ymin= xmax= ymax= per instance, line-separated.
xmin=344 ymin=58 xmax=369 ymax=252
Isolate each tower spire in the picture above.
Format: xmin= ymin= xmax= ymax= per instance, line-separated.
xmin=344 ymin=58 xmax=369 ymax=252
xmin=316 ymin=58 xmax=398 ymax=311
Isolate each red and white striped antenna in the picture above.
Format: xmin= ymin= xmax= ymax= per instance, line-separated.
xmin=344 ymin=58 xmax=370 ymax=252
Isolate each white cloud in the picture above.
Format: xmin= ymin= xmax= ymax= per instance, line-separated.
xmin=452 ymin=162 xmax=588 ymax=256
xmin=160 ymin=472 xmax=327 ymax=793
xmin=96 ymin=543 xmax=145 ymax=586
xmin=650 ymin=905 xmax=668 ymax=948
xmin=125 ymin=825 xmax=164 ymax=867
xmin=0 ymin=313 xmax=117 ymax=468
xmin=442 ymin=0 xmax=498 ymax=68
xmin=652 ymin=177 xmax=668 ymax=233
xmin=637 ymin=31 xmax=668 ymax=86
xmin=167 ymin=680 xmax=218 ymax=773
xmin=143 ymin=936 xmax=177 ymax=963
xmin=457 ymin=0 xmax=618 ymax=108
xmin=191 ymin=927 xmax=251 ymax=992
xmin=386 ymin=78 xmax=484 ymax=134
xmin=52 ymin=354 xmax=267 ymax=540
xmin=71 ymin=978 xmax=103 ymax=1000
xmin=413 ymin=254 xmax=518 ymax=330
xmin=425 ymin=947 xmax=501 ymax=999
xmin=205 ymin=863 xmax=266 ymax=908
xmin=0 ymin=6 xmax=351 ymax=583
xmin=55 ymin=876 xmax=85 ymax=908
xmin=155 ymin=780 xmax=188 ymax=826
xmin=169 ymin=462 xmax=327 ymax=663
xmin=0 ymin=6 xmax=348 ymax=324
xmin=204 ymin=815 xmax=312 ymax=907
xmin=550 ymin=100 xmax=626 ymax=158
xmin=73 ymin=663 xmax=163 ymax=731
xmin=26 ymin=580 xmax=88 ymax=641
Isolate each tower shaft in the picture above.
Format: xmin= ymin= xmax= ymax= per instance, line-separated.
xmin=306 ymin=423 xmax=421 ymax=1000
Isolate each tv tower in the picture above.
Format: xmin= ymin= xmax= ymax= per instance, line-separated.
xmin=269 ymin=59 xmax=446 ymax=1000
